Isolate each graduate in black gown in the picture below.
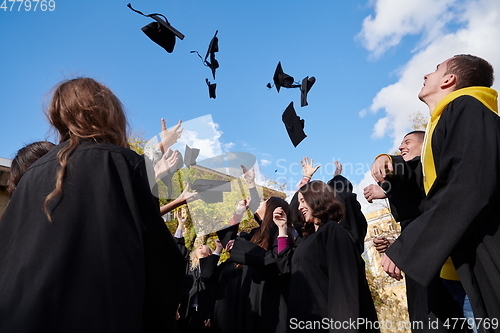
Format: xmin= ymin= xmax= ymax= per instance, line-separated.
xmin=366 ymin=131 xmax=465 ymax=333
xmin=275 ymin=180 xmax=379 ymax=332
xmin=0 ymin=77 xmax=186 ymax=333
xmin=380 ymin=55 xmax=500 ymax=331
xmin=228 ymin=196 xmax=295 ymax=333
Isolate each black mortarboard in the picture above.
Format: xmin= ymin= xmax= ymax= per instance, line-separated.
xmin=184 ymin=145 xmax=200 ymax=168
xmin=216 ymin=224 xmax=239 ymax=248
xmin=191 ymin=179 xmax=231 ymax=203
xmin=300 ymin=76 xmax=316 ymax=107
xmin=267 ymin=62 xmax=300 ymax=92
xmin=127 ymin=3 xmax=185 ymax=53
xmin=204 ymin=30 xmax=219 ymax=80
xmin=282 ymin=102 xmax=307 ymax=147
xmin=206 ymin=79 xmax=217 ymax=99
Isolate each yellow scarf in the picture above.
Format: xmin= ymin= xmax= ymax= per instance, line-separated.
xmin=420 ymin=86 xmax=498 ymax=280
xmin=422 ymin=86 xmax=498 ymax=194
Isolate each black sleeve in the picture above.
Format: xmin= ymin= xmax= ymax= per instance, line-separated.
xmin=229 ymin=238 xmax=278 ymax=267
xmin=133 ymin=158 xmax=186 ymax=332
xmin=387 ymin=96 xmax=500 ymax=286
xmin=174 ymin=236 xmax=190 ymax=261
xmin=325 ymin=222 xmax=363 ymax=328
xmin=381 ymin=156 xmax=424 ymax=225
xmin=327 ymin=175 xmax=367 ymax=254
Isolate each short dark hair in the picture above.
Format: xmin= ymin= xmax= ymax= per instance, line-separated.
xmin=404 ymin=130 xmax=425 ymax=142
xmin=298 ymin=181 xmax=344 ymax=235
xmin=445 ymin=54 xmax=494 ymax=90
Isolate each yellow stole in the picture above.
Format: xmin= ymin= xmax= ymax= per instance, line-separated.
xmin=421 ymin=86 xmax=498 ymax=280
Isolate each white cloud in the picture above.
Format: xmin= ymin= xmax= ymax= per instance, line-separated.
xmin=357 ymin=0 xmax=461 ymax=58
xmin=362 ymin=0 xmax=500 ymax=151
xmin=222 ymin=142 xmax=235 ymax=151
xmin=260 ymin=159 xmax=272 ymax=167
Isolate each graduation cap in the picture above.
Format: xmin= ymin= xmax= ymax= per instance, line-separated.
xmin=267 ymin=62 xmax=301 ymax=92
xmin=282 ymin=102 xmax=307 ymax=147
xmin=127 ymin=3 xmax=185 ymax=53
xmin=191 ymin=179 xmax=231 ymax=203
xmin=206 ymin=79 xmax=217 ymax=99
xmin=184 ymin=145 xmax=200 ymax=168
xmin=204 ymin=30 xmax=219 ymax=80
xmin=300 ymin=76 xmax=316 ymax=107
xmin=216 ymin=224 xmax=239 ymax=248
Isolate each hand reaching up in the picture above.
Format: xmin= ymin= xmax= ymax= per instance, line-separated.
xmin=159 ymin=118 xmax=183 ymax=154
xmin=300 ymin=157 xmax=320 ymax=179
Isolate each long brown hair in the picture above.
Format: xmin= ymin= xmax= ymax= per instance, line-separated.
xmin=298 ymin=181 xmax=344 ymax=236
xmin=43 ymin=77 xmax=129 ymax=221
xmin=250 ymin=197 xmax=294 ymax=251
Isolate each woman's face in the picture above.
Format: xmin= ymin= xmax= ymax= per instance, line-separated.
xmin=195 ymin=245 xmax=211 ymax=259
xmin=298 ymin=192 xmax=314 ymax=223
xmin=255 ymin=198 xmax=268 ymax=220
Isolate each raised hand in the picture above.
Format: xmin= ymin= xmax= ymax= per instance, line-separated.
xmin=300 ymin=157 xmax=320 ymax=178
xmin=175 ymin=209 xmax=187 ymax=227
xmin=159 ymin=118 xmax=183 ymax=154
xmin=241 ymin=165 xmax=256 ymax=187
xmin=334 ymin=161 xmax=343 ymax=176
xmin=273 ymin=207 xmax=289 ymax=237
xmin=214 ymin=239 xmax=223 ymax=254
xmin=154 ymin=148 xmax=179 ymax=179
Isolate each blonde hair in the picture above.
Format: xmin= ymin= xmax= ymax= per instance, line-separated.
xmin=43 ymin=77 xmax=130 ymax=221
xmin=189 ymin=245 xmax=213 ymax=270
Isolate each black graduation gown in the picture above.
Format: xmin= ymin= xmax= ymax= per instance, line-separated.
xmin=386 ymin=96 xmax=500 ymax=331
xmin=210 ymin=259 xmax=246 ymax=333
xmin=0 ymin=141 xmax=186 ymax=333
xmin=177 ymin=255 xmax=219 ymax=333
xmin=229 ymin=235 xmax=290 ymax=333
xmin=381 ymin=155 xmax=424 ymax=230
xmin=285 ymin=221 xmax=379 ymax=333
xmin=382 ymin=156 xmax=464 ymax=333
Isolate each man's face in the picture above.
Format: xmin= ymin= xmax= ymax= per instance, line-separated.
xmin=398 ymin=133 xmax=423 ymax=161
xmin=418 ymin=58 xmax=451 ymax=105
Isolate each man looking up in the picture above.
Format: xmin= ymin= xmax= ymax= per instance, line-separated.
xmin=378 ymin=54 xmax=499 ymax=329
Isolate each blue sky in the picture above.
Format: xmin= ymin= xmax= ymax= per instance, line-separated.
xmin=1 ymin=0 xmax=499 ymax=212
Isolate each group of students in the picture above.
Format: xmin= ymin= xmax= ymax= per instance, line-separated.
xmin=171 ymin=159 xmax=379 ymax=333
xmin=1 ymin=53 xmax=499 ymax=333
xmin=0 ymin=76 xmax=378 ymax=333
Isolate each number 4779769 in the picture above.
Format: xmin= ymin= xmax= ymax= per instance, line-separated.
xmin=0 ymin=0 xmax=56 ymax=11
